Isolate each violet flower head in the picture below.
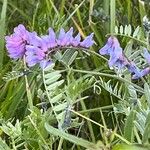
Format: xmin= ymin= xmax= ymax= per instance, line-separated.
xmin=5 ymin=24 xmax=29 ymax=59
xmin=80 ymin=33 xmax=94 ymax=48
xmin=99 ymin=36 xmax=120 ymax=55
xmin=143 ymin=48 xmax=150 ymax=64
xmin=99 ymin=36 xmax=123 ymax=68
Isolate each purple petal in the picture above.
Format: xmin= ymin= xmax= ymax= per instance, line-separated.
xmin=132 ymin=67 xmax=150 ymax=79
xmin=40 ymin=60 xmax=52 ymax=69
xmin=71 ymin=33 xmax=81 ymax=47
xmin=80 ymin=33 xmax=94 ymax=48
xmin=143 ymin=48 xmax=150 ymax=65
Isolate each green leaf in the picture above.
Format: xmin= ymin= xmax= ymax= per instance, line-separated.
xmin=113 ymin=144 xmax=149 ymax=150
xmin=124 ymin=110 xmax=136 ymax=142
xmin=45 ymin=123 xmax=97 ymax=149
xmin=120 ymin=25 xmax=123 ymax=34
xmin=133 ymin=26 xmax=140 ymax=38
xmin=0 ymin=0 xmax=7 ymax=69
xmin=115 ymin=26 xmax=118 ymax=34
xmin=0 ymin=138 xmax=11 ymax=150
xmin=144 ymin=83 xmax=150 ymax=107
xmin=142 ymin=112 xmax=150 ymax=143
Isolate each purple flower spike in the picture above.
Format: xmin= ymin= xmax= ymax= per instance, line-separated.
xmin=80 ymin=33 xmax=94 ymax=48
xmin=5 ymin=24 xmax=29 ymax=59
xmin=132 ymin=67 xmax=150 ymax=79
xmin=143 ymin=48 xmax=150 ymax=65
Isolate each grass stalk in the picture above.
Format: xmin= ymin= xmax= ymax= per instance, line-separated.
xmin=0 ymin=0 xmax=7 ymax=69
xmin=110 ymin=0 xmax=116 ymax=34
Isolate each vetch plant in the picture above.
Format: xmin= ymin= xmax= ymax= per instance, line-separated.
xmin=5 ymin=24 xmax=94 ymax=68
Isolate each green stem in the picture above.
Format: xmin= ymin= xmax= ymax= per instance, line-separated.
xmin=11 ymin=138 xmax=17 ymax=150
xmin=78 ymin=105 xmax=113 ymax=114
xmin=28 ymin=116 xmax=50 ymax=150
xmin=80 ymin=100 xmax=96 ymax=143
xmin=42 ymin=70 xmax=59 ymax=124
xmin=103 ymin=0 xmax=110 ymax=33
xmin=71 ymin=68 xmax=144 ymax=93
xmin=110 ymin=0 xmax=116 ymax=34
xmin=23 ymin=57 xmax=33 ymax=111
xmin=71 ymin=109 xmax=131 ymax=145
xmin=57 ymin=137 xmax=64 ymax=150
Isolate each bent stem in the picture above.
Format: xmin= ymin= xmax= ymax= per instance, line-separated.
xmin=71 ymin=68 xmax=144 ymax=93
xmin=23 ymin=57 xmax=33 ymax=111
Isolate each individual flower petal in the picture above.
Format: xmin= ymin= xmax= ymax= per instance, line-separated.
xmin=71 ymin=33 xmax=81 ymax=47
xmin=99 ymin=36 xmax=121 ymax=55
xmin=42 ymin=28 xmax=57 ymax=49
xmin=25 ymin=45 xmax=46 ymax=67
xmin=143 ymin=48 xmax=150 ymax=65
xmin=108 ymin=47 xmax=123 ymax=68
xmin=126 ymin=62 xmax=141 ymax=77
xmin=57 ymin=28 xmax=66 ymax=46
xmin=40 ymin=60 xmax=52 ymax=69
xmin=5 ymin=24 xmax=29 ymax=59
xmin=57 ymin=27 xmax=73 ymax=46
xmin=80 ymin=33 xmax=94 ymax=48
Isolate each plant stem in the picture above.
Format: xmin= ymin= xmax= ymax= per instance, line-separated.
xmin=71 ymin=68 xmax=144 ymax=93
xmin=28 ymin=116 xmax=50 ymax=150
xmin=23 ymin=57 xmax=33 ymax=111
xmin=71 ymin=109 xmax=131 ymax=145
xmin=78 ymin=105 xmax=113 ymax=114
xmin=80 ymin=100 xmax=96 ymax=143
xmin=103 ymin=0 xmax=110 ymax=33
xmin=57 ymin=137 xmax=64 ymax=150
xmin=110 ymin=0 xmax=116 ymax=34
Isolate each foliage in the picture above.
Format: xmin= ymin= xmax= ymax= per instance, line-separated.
xmin=1 ymin=0 xmax=150 ymax=150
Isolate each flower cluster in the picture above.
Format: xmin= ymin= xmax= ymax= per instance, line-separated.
xmin=99 ymin=36 xmax=142 ymax=79
xmin=5 ymin=24 xmax=94 ymax=68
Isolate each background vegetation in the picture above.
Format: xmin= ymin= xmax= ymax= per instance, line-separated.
xmin=0 ymin=0 xmax=150 ymax=149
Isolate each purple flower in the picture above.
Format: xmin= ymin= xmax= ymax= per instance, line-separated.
xmin=57 ymin=27 xmax=73 ymax=46
xmin=80 ymin=33 xmax=94 ymax=48
xmin=143 ymin=48 xmax=150 ymax=64
xmin=132 ymin=67 xmax=150 ymax=79
xmin=40 ymin=60 xmax=52 ymax=69
xmin=126 ymin=61 xmax=141 ymax=78
xmin=5 ymin=24 xmax=29 ymax=59
xmin=42 ymin=28 xmax=57 ymax=48
xmin=99 ymin=36 xmax=120 ymax=55
xmin=99 ymin=36 xmax=124 ymax=68
xmin=99 ymin=36 xmax=141 ymax=77
xmin=71 ymin=33 xmax=81 ymax=47
xmin=25 ymin=33 xmax=48 ymax=67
